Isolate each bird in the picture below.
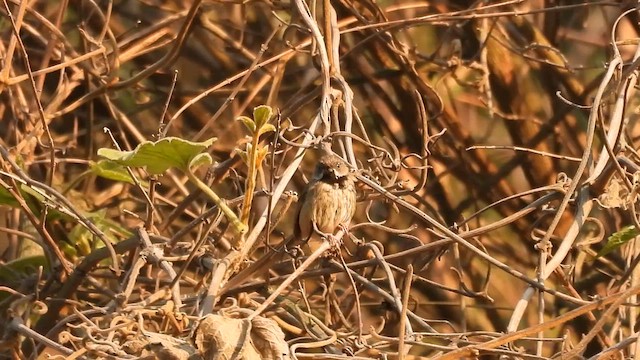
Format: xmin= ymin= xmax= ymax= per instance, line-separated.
xmin=222 ymin=153 xmax=357 ymax=293
xmin=295 ymin=153 xmax=357 ymax=244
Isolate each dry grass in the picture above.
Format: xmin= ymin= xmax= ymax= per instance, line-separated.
xmin=0 ymin=0 xmax=639 ymax=359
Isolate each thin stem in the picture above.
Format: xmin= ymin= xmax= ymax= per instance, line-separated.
xmin=185 ymin=169 xmax=246 ymax=236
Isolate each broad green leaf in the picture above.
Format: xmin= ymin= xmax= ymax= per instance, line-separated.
xmin=237 ymin=116 xmax=256 ymax=134
xmin=253 ymin=105 xmax=273 ymax=128
xmin=97 ymin=137 xmax=216 ymax=174
xmin=19 ymin=183 xmax=46 ymax=203
xmin=59 ymin=240 xmax=79 ymax=260
xmin=20 ymin=184 xmax=73 ymax=221
xmin=0 ymin=182 xmax=71 ymax=222
xmin=236 ymin=148 xmax=249 ymax=165
xmin=66 ymin=210 xmax=133 ymax=257
xmin=68 ymin=223 xmax=93 ymax=256
xmin=0 ymin=182 xmax=20 ymax=207
xmin=92 ymin=213 xmax=133 ymax=239
xmin=258 ymin=123 xmax=276 ymax=137
xmin=0 ymin=255 xmax=49 ymax=283
xmin=90 ymin=160 xmax=136 ymax=185
xmin=189 ymin=152 xmax=214 ymax=171
xmin=597 ymin=225 xmax=639 ymax=258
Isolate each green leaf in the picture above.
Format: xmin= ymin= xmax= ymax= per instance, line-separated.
xmin=253 ymin=105 xmax=273 ymax=128
xmin=258 ymin=123 xmax=276 ymax=137
xmin=0 ymin=182 xmax=20 ymax=207
xmin=66 ymin=210 xmax=133 ymax=257
xmin=19 ymin=183 xmax=46 ymax=203
xmin=92 ymin=214 xmax=133 ymax=239
xmin=597 ymin=225 xmax=640 ymax=258
xmin=189 ymin=152 xmax=214 ymax=171
xmin=90 ymin=160 xmax=136 ymax=185
xmin=0 ymin=181 xmax=69 ymax=220
xmin=68 ymin=223 xmax=93 ymax=256
xmin=237 ymin=116 xmax=256 ymax=134
xmin=236 ymin=148 xmax=248 ymax=165
xmin=97 ymin=137 xmax=216 ymax=174
xmin=0 ymin=255 xmax=49 ymax=283
xmin=59 ymin=240 xmax=79 ymax=260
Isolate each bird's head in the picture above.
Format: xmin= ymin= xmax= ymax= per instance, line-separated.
xmin=313 ymin=154 xmax=351 ymax=182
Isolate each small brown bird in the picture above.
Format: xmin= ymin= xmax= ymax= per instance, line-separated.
xmin=295 ymin=154 xmax=357 ymax=243
xmin=222 ymin=153 xmax=356 ymax=292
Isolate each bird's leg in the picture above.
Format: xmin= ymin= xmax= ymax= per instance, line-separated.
xmin=312 ymin=221 xmax=331 ymax=239
xmin=329 ymin=223 xmax=350 ymax=248
xmin=312 ymin=221 xmax=335 ymax=249
xmin=311 ymin=222 xmax=342 ymax=258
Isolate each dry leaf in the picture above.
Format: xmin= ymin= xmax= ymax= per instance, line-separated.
xmin=193 ymin=314 xmax=288 ymax=360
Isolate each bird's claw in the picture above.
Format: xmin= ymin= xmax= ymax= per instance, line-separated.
xmin=338 ymin=223 xmax=349 ymax=234
xmin=312 ymin=222 xmax=331 ymax=239
xmin=320 ymin=234 xmax=343 ymax=258
xmin=326 ymin=234 xmax=343 ymax=248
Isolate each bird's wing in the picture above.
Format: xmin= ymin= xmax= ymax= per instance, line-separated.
xmin=294 ymin=179 xmax=312 ymax=241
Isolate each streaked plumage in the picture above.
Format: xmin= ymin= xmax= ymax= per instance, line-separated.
xmin=222 ymin=153 xmax=356 ymax=293
xmin=295 ymin=154 xmax=357 ymax=241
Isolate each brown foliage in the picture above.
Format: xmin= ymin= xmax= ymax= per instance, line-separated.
xmin=0 ymin=0 xmax=638 ymax=359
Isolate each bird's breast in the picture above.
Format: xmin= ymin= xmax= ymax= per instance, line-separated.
xmin=308 ymin=181 xmax=356 ymax=233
